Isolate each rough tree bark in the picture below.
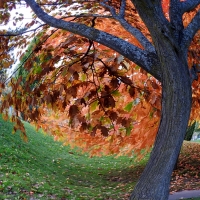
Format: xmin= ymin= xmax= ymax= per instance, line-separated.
xmin=130 ymin=42 xmax=192 ymax=200
xmin=129 ymin=1 xmax=193 ymax=199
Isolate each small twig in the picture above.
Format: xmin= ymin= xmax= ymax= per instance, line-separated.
xmin=0 ymin=24 xmax=46 ymax=37
xmin=119 ymin=0 xmax=126 ymax=18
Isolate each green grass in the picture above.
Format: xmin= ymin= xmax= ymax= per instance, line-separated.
xmin=0 ymin=115 xmax=147 ymax=199
xmin=1 ymin=115 xmax=200 ymax=199
xmin=194 ymin=139 xmax=200 ymax=143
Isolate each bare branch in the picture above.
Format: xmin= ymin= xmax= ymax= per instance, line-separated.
xmin=100 ymin=0 xmax=117 ymax=16
xmin=100 ymin=0 xmax=155 ymax=53
xmin=69 ymin=14 xmax=113 ymax=18
xmin=116 ymin=19 xmax=155 ymax=53
xmin=169 ymin=0 xmax=184 ymax=33
xmin=182 ymin=10 xmax=200 ymax=51
xmin=119 ymin=0 xmax=126 ymax=18
xmin=181 ymin=0 xmax=200 ymax=13
xmin=23 ymin=0 xmax=161 ymax=81
xmin=0 ymin=24 xmax=45 ymax=36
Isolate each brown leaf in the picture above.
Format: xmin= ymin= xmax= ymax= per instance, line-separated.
xmin=80 ymin=98 xmax=87 ymax=106
xmin=67 ymin=86 xmax=77 ymax=98
xmin=151 ymin=81 xmax=160 ymax=90
xmin=99 ymin=126 xmax=109 ymax=137
xmin=109 ymin=111 xmax=118 ymax=121
xmin=110 ymin=78 xmax=119 ymax=88
xmin=80 ymin=122 xmax=89 ymax=132
xmin=88 ymin=89 xmax=97 ymax=99
xmin=121 ymin=118 xmax=132 ymax=127
xmin=99 ymin=68 xmax=107 ymax=77
xmin=73 ymin=71 xmax=79 ymax=80
xmin=91 ymin=125 xmax=109 ymax=137
xmin=0 ymin=0 xmax=6 ymax=8
xmin=69 ymin=105 xmax=79 ymax=118
xmin=62 ymin=101 xmax=67 ymax=110
xmin=103 ymin=96 xmax=115 ymax=108
xmin=104 ymin=85 xmax=110 ymax=92
xmin=70 ymin=63 xmax=82 ymax=73
xmin=53 ymin=91 xmax=60 ymax=100
xmin=45 ymin=94 xmax=53 ymax=105
xmin=129 ymin=87 xmax=135 ymax=98
xmin=117 ymin=117 xmax=123 ymax=124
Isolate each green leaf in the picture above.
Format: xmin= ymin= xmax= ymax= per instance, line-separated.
xmin=33 ymin=65 xmax=42 ymax=74
xmin=149 ymin=111 xmax=154 ymax=119
xmin=85 ymin=113 xmax=90 ymax=120
xmin=112 ymin=90 xmax=121 ymax=97
xmin=61 ymin=68 xmax=67 ymax=76
xmin=90 ymin=100 xmax=98 ymax=112
xmin=124 ymin=102 xmax=133 ymax=112
xmin=80 ymin=74 xmax=87 ymax=81
xmin=100 ymin=116 xmax=104 ymax=122
xmin=135 ymin=65 xmax=140 ymax=70
xmin=126 ymin=126 xmax=132 ymax=136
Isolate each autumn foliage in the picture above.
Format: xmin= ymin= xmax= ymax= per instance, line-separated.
xmin=0 ymin=0 xmax=199 ymax=156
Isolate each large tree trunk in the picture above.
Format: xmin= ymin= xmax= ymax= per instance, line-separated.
xmin=130 ymin=50 xmax=192 ymax=199
xmin=129 ymin=1 xmax=193 ymax=198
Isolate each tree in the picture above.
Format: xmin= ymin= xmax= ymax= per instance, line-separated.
xmin=0 ymin=0 xmax=200 ymax=199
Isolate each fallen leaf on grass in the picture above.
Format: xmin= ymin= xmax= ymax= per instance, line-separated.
xmin=170 ymin=141 xmax=200 ymax=193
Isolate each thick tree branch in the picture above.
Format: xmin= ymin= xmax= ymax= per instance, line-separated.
xmin=131 ymin=0 xmax=171 ymax=36
xmin=23 ymin=0 xmax=161 ymax=81
xmin=181 ymin=0 xmax=200 ymax=13
xmin=169 ymin=0 xmax=184 ymax=40
xmin=131 ymin=0 xmax=181 ymax=52
xmin=100 ymin=0 xmax=155 ymax=53
xmin=181 ymin=10 xmax=200 ymax=51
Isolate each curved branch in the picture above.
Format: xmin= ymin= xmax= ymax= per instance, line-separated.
xmin=101 ymin=0 xmax=155 ymax=52
xmin=181 ymin=0 xmax=200 ymax=13
xmin=169 ymin=0 xmax=184 ymax=34
xmin=0 ymin=24 xmax=45 ymax=36
xmin=181 ymin=10 xmax=200 ymax=51
xmin=116 ymin=18 xmax=155 ymax=53
xmin=24 ymin=0 xmax=161 ymax=81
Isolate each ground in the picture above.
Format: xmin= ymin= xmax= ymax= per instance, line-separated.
xmin=170 ymin=141 xmax=200 ymax=194
xmin=1 ymin=115 xmax=200 ymax=199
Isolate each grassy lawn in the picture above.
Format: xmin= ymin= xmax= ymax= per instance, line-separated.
xmin=1 ymin=115 xmax=200 ymax=199
xmin=0 ymin=115 xmax=147 ymax=199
